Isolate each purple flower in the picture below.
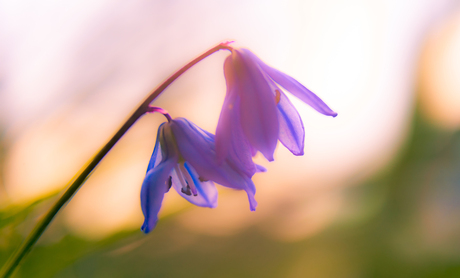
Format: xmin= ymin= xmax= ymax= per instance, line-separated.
xmin=141 ymin=117 xmax=259 ymax=233
xmin=216 ymin=48 xmax=337 ymax=164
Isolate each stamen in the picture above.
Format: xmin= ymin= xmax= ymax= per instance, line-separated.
xmin=275 ymin=90 xmax=281 ymax=104
xmin=180 ymin=163 xmax=198 ymax=196
xmin=181 ymin=185 xmax=192 ymax=196
xmin=174 ymin=164 xmax=189 ymax=194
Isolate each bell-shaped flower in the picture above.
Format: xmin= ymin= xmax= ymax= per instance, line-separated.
xmin=141 ymin=117 xmax=260 ymax=233
xmin=216 ymin=48 xmax=337 ymax=165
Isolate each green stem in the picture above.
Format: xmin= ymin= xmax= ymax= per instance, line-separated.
xmin=0 ymin=42 xmax=232 ymax=278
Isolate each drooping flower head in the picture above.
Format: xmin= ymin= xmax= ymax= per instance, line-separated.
xmin=216 ymin=48 xmax=337 ymax=164
xmin=141 ymin=110 xmax=261 ymax=233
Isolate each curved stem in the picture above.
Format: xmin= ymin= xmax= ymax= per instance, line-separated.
xmin=147 ymin=106 xmax=172 ymax=122
xmin=0 ymin=42 xmax=232 ymax=278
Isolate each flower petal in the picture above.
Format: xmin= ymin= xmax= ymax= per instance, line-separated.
xmin=255 ymin=164 xmax=267 ymax=173
xmin=187 ymin=116 xmax=256 ymax=178
xmin=277 ymin=91 xmax=305 ymax=155
xmin=245 ymin=49 xmax=337 ymax=117
xmin=216 ymin=57 xmax=256 ymax=170
xmin=140 ymin=157 xmax=177 ymax=233
xmin=215 ymin=57 xmax=237 ymax=163
xmin=252 ymin=57 xmax=305 ymax=156
xmin=244 ymin=179 xmax=258 ymax=211
xmin=171 ymin=162 xmax=218 ymax=208
xmin=170 ymin=118 xmax=258 ymax=209
xmin=232 ymin=49 xmax=279 ymax=161
xmin=227 ymin=97 xmax=258 ymax=177
xmin=160 ymin=123 xmax=180 ymax=159
xmin=146 ymin=124 xmax=165 ymax=173
xmin=171 ymin=118 xmax=243 ymax=187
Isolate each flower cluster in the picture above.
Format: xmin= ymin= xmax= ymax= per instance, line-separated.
xmin=141 ymin=47 xmax=337 ymax=232
xmin=140 ymin=116 xmax=261 ymax=233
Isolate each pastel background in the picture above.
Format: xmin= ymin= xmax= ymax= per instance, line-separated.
xmin=1 ymin=0 xmax=460 ymax=277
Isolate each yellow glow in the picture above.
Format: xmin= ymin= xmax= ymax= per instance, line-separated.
xmin=1 ymin=0 xmax=448 ymax=240
xmin=419 ymin=11 xmax=460 ymax=129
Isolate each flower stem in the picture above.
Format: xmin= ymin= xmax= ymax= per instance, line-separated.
xmin=0 ymin=41 xmax=232 ymax=278
xmin=147 ymin=106 xmax=172 ymax=122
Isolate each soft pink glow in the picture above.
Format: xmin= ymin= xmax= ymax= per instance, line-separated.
xmin=0 ymin=0 xmax=457 ymax=239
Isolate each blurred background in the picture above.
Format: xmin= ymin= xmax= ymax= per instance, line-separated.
xmin=1 ymin=0 xmax=460 ymax=277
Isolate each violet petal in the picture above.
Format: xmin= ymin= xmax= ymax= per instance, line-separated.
xmin=246 ymin=49 xmax=337 ymax=117
xmin=233 ymin=49 xmax=279 ymax=161
xmin=171 ymin=118 xmax=258 ymax=209
xmin=146 ymin=124 xmax=164 ymax=173
xmin=255 ymin=164 xmax=267 ymax=173
xmin=215 ymin=56 xmax=238 ymax=163
xmin=277 ymin=90 xmax=305 ymax=155
xmin=140 ymin=157 xmax=177 ymax=233
xmin=170 ymin=162 xmax=218 ymax=208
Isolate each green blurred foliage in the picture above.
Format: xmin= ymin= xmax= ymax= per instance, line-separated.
xmin=2 ymin=108 xmax=460 ymax=278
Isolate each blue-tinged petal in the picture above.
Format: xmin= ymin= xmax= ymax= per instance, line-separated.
xmin=248 ymin=195 xmax=257 ymax=211
xmin=232 ymin=49 xmax=279 ymax=161
xmin=251 ymin=56 xmax=305 ymax=156
xmin=170 ymin=119 xmax=230 ymax=182
xmin=191 ymin=120 xmax=215 ymax=140
xmin=255 ymin=164 xmax=267 ymax=173
xmin=140 ymin=157 xmax=177 ymax=233
xmin=187 ymin=116 xmax=256 ymax=178
xmin=277 ymin=90 xmax=305 ymax=155
xmin=183 ymin=119 xmax=215 ymax=145
xmin=245 ymin=179 xmax=258 ymax=211
xmin=146 ymin=124 xmax=165 ymax=173
xmin=244 ymin=49 xmax=337 ymax=117
xmin=170 ymin=162 xmax=218 ymax=208
xmin=170 ymin=118 xmax=258 ymax=209
xmin=171 ymin=118 xmax=243 ymax=188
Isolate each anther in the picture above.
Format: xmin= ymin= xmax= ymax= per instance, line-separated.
xmin=181 ymin=185 xmax=192 ymax=196
xmin=180 ymin=163 xmax=198 ymax=196
xmin=275 ymin=90 xmax=281 ymax=104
